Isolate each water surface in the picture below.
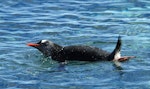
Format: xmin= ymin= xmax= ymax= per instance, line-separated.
xmin=0 ymin=0 xmax=150 ymax=89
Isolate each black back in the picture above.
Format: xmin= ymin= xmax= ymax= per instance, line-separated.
xmin=55 ymin=45 xmax=110 ymax=62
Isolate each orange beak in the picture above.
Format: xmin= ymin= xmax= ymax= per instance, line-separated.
xmin=27 ymin=43 xmax=40 ymax=47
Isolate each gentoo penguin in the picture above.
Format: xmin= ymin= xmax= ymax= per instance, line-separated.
xmin=27 ymin=36 xmax=135 ymax=65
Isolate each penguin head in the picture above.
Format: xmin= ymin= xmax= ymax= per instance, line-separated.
xmin=27 ymin=40 xmax=61 ymax=57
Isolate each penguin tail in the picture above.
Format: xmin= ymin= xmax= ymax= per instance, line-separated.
xmin=108 ymin=35 xmax=122 ymax=61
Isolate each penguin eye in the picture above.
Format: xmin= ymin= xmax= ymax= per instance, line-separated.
xmin=42 ymin=42 xmax=49 ymax=46
xmin=41 ymin=41 xmax=49 ymax=46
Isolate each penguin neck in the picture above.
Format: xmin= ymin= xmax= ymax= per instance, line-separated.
xmin=51 ymin=43 xmax=63 ymax=55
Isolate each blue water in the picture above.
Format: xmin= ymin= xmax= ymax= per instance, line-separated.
xmin=0 ymin=0 xmax=150 ymax=89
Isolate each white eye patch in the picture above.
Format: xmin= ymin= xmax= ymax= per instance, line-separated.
xmin=40 ymin=40 xmax=54 ymax=46
xmin=41 ymin=40 xmax=48 ymax=43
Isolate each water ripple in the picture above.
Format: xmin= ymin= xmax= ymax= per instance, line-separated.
xmin=0 ymin=0 xmax=150 ymax=89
